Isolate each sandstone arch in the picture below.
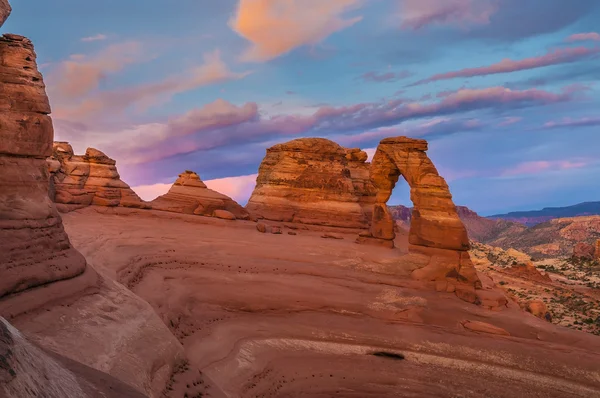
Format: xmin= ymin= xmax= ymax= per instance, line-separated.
xmin=360 ymin=137 xmax=481 ymax=293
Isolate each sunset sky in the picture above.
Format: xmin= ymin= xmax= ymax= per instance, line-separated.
xmin=4 ymin=0 xmax=600 ymax=215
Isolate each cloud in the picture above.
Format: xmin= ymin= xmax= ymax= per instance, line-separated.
xmin=204 ymin=174 xmax=259 ymax=205
xmin=566 ymin=32 xmax=600 ymax=42
xmin=542 ymin=116 xmax=600 ymax=129
xmin=501 ymin=160 xmax=591 ymax=177
xmin=360 ymin=70 xmax=413 ymax=83
xmin=48 ymin=41 xmax=143 ymax=98
xmin=81 ymin=34 xmax=108 ymax=42
xmin=411 ymin=46 xmax=600 ymax=86
xmin=230 ymin=0 xmax=363 ymax=61
xmin=51 ymin=50 xmax=250 ymax=122
xmin=498 ymin=116 xmax=522 ymax=126
xmin=399 ymin=0 xmax=499 ymax=30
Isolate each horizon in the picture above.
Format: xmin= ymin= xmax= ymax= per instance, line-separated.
xmin=4 ymin=0 xmax=600 ymax=215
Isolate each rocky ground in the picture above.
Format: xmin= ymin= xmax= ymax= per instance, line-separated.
xmin=470 ymin=242 xmax=600 ymax=336
xmin=58 ymin=207 xmax=600 ymax=398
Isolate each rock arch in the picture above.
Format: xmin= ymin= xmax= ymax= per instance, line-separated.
xmin=359 ymin=137 xmax=481 ymax=295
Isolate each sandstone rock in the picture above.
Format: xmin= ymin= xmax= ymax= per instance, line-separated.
xmin=271 ymin=226 xmax=282 ymax=234
xmin=0 ymin=33 xmax=184 ymax=398
xmin=288 ymin=231 xmax=297 ymax=235
xmin=0 ymin=318 xmax=147 ymax=398
xmin=573 ymin=243 xmax=595 ymax=260
xmin=0 ymin=35 xmax=87 ymax=297
xmin=213 ymin=209 xmax=236 ymax=220
xmin=151 ymin=171 xmax=250 ymax=220
xmin=596 ymin=239 xmax=600 ymax=260
xmin=256 ymin=222 xmax=267 ymax=233
xmin=0 ymin=0 xmax=10 ymax=28
xmin=526 ymin=300 xmax=552 ymax=322
xmin=322 ymin=233 xmax=343 ymax=240
xmin=505 ymin=261 xmax=552 ymax=283
xmin=246 ymin=138 xmax=375 ymax=229
xmin=363 ymin=137 xmax=480 ymax=293
xmin=462 ymin=320 xmax=510 ymax=336
xmin=48 ymin=142 xmax=149 ymax=211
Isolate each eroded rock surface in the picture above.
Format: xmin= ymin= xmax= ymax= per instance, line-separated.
xmin=359 ymin=137 xmax=480 ymax=294
xmin=0 ymin=0 xmax=10 ymax=28
xmin=0 ymin=32 xmax=183 ymax=398
xmin=246 ymin=138 xmax=376 ymax=228
xmin=150 ymin=170 xmax=250 ymax=219
xmin=49 ymin=142 xmax=148 ymax=212
xmin=0 ymin=34 xmax=87 ymax=297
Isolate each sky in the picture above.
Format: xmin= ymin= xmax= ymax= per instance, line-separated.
xmin=3 ymin=0 xmax=600 ymax=215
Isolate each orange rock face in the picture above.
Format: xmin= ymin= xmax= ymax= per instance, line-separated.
xmin=246 ymin=138 xmax=376 ymax=228
xmin=0 ymin=0 xmax=9 ymax=27
xmin=0 ymin=34 xmax=87 ymax=297
xmin=151 ymin=170 xmax=250 ymax=219
xmin=48 ymin=142 xmax=148 ymax=212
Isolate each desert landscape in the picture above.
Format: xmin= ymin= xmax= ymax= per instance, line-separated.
xmin=2 ymin=0 xmax=600 ymax=397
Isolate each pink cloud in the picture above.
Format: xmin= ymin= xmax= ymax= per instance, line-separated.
xmin=566 ymin=32 xmax=600 ymax=42
xmin=399 ymin=0 xmax=498 ymax=30
xmin=230 ymin=0 xmax=363 ymax=62
xmin=501 ymin=160 xmax=590 ymax=177
xmin=542 ymin=116 xmax=600 ymax=129
xmin=204 ymin=174 xmax=259 ymax=205
xmin=131 ymin=183 xmax=172 ymax=201
xmin=51 ymin=50 xmax=250 ymax=122
xmin=498 ymin=116 xmax=522 ymax=126
xmin=411 ymin=46 xmax=600 ymax=85
xmin=48 ymin=41 xmax=143 ymax=98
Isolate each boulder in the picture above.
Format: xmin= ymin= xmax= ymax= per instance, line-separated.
xmin=246 ymin=138 xmax=375 ymax=229
xmin=151 ymin=171 xmax=250 ymax=219
xmin=256 ymin=222 xmax=267 ymax=233
xmin=48 ymin=142 xmax=149 ymax=211
xmin=213 ymin=209 xmax=236 ymax=220
xmin=526 ymin=300 xmax=552 ymax=322
xmin=462 ymin=320 xmax=510 ymax=336
xmin=271 ymin=226 xmax=282 ymax=234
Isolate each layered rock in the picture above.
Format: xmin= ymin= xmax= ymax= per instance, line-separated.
xmin=151 ymin=170 xmax=250 ymax=219
xmin=246 ymin=138 xmax=376 ymax=228
xmin=48 ymin=142 xmax=148 ymax=212
xmin=573 ymin=242 xmax=596 ymax=260
xmin=359 ymin=136 xmax=480 ymax=293
xmin=0 ymin=32 xmax=183 ymax=397
xmin=0 ymin=34 xmax=87 ymax=297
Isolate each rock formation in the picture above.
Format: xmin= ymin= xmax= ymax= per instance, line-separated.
xmin=0 ymin=34 xmax=87 ymax=297
xmin=48 ymin=142 xmax=148 ymax=212
xmin=0 ymin=0 xmax=10 ymax=27
xmin=151 ymin=170 xmax=250 ymax=219
xmin=505 ymin=261 xmax=552 ymax=283
xmin=573 ymin=242 xmax=596 ymax=260
xmin=0 ymin=28 xmax=183 ymax=397
xmin=358 ymin=137 xmax=481 ymax=293
xmin=246 ymin=138 xmax=376 ymax=228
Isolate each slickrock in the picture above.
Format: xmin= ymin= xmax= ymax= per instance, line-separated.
xmin=358 ymin=137 xmax=480 ymax=297
xmin=462 ymin=320 xmax=511 ymax=336
xmin=0 ymin=318 xmax=146 ymax=398
xmin=48 ymin=142 xmax=148 ymax=212
xmin=0 ymin=32 xmax=183 ymax=398
xmin=0 ymin=34 xmax=87 ymax=297
xmin=505 ymin=261 xmax=552 ymax=283
xmin=150 ymin=170 xmax=250 ymax=219
xmin=246 ymin=138 xmax=376 ymax=229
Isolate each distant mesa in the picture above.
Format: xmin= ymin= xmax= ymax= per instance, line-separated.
xmin=489 ymin=201 xmax=600 ymax=227
xmin=246 ymin=138 xmax=376 ymax=229
xmin=150 ymin=170 xmax=250 ymax=220
xmin=48 ymin=142 xmax=149 ymax=212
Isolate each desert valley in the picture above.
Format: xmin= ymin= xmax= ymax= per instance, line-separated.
xmin=2 ymin=1 xmax=600 ymax=397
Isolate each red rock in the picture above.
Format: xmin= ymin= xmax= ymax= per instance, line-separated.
xmin=596 ymin=240 xmax=600 ymax=260
xmin=573 ymin=242 xmax=595 ymax=260
xmin=462 ymin=320 xmax=510 ymax=336
xmin=288 ymin=231 xmax=297 ymax=235
xmin=213 ymin=209 xmax=236 ymax=220
xmin=271 ymin=226 xmax=282 ymax=234
xmin=256 ymin=222 xmax=267 ymax=233
xmin=246 ymin=138 xmax=375 ymax=229
xmin=322 ymin=233 xmax=343 ymax=240
xmin=0 ymin=0 xmax=10 ymax=27
xmin=505 ymin=261 xmax=552 ymax=283
xmin=151 ymin=171 xmax=250 ymax=219
xmin=48 ymin=142 xmax=148 ymax=211
xmin=526 ymin=300 xmax=552 ymax=322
